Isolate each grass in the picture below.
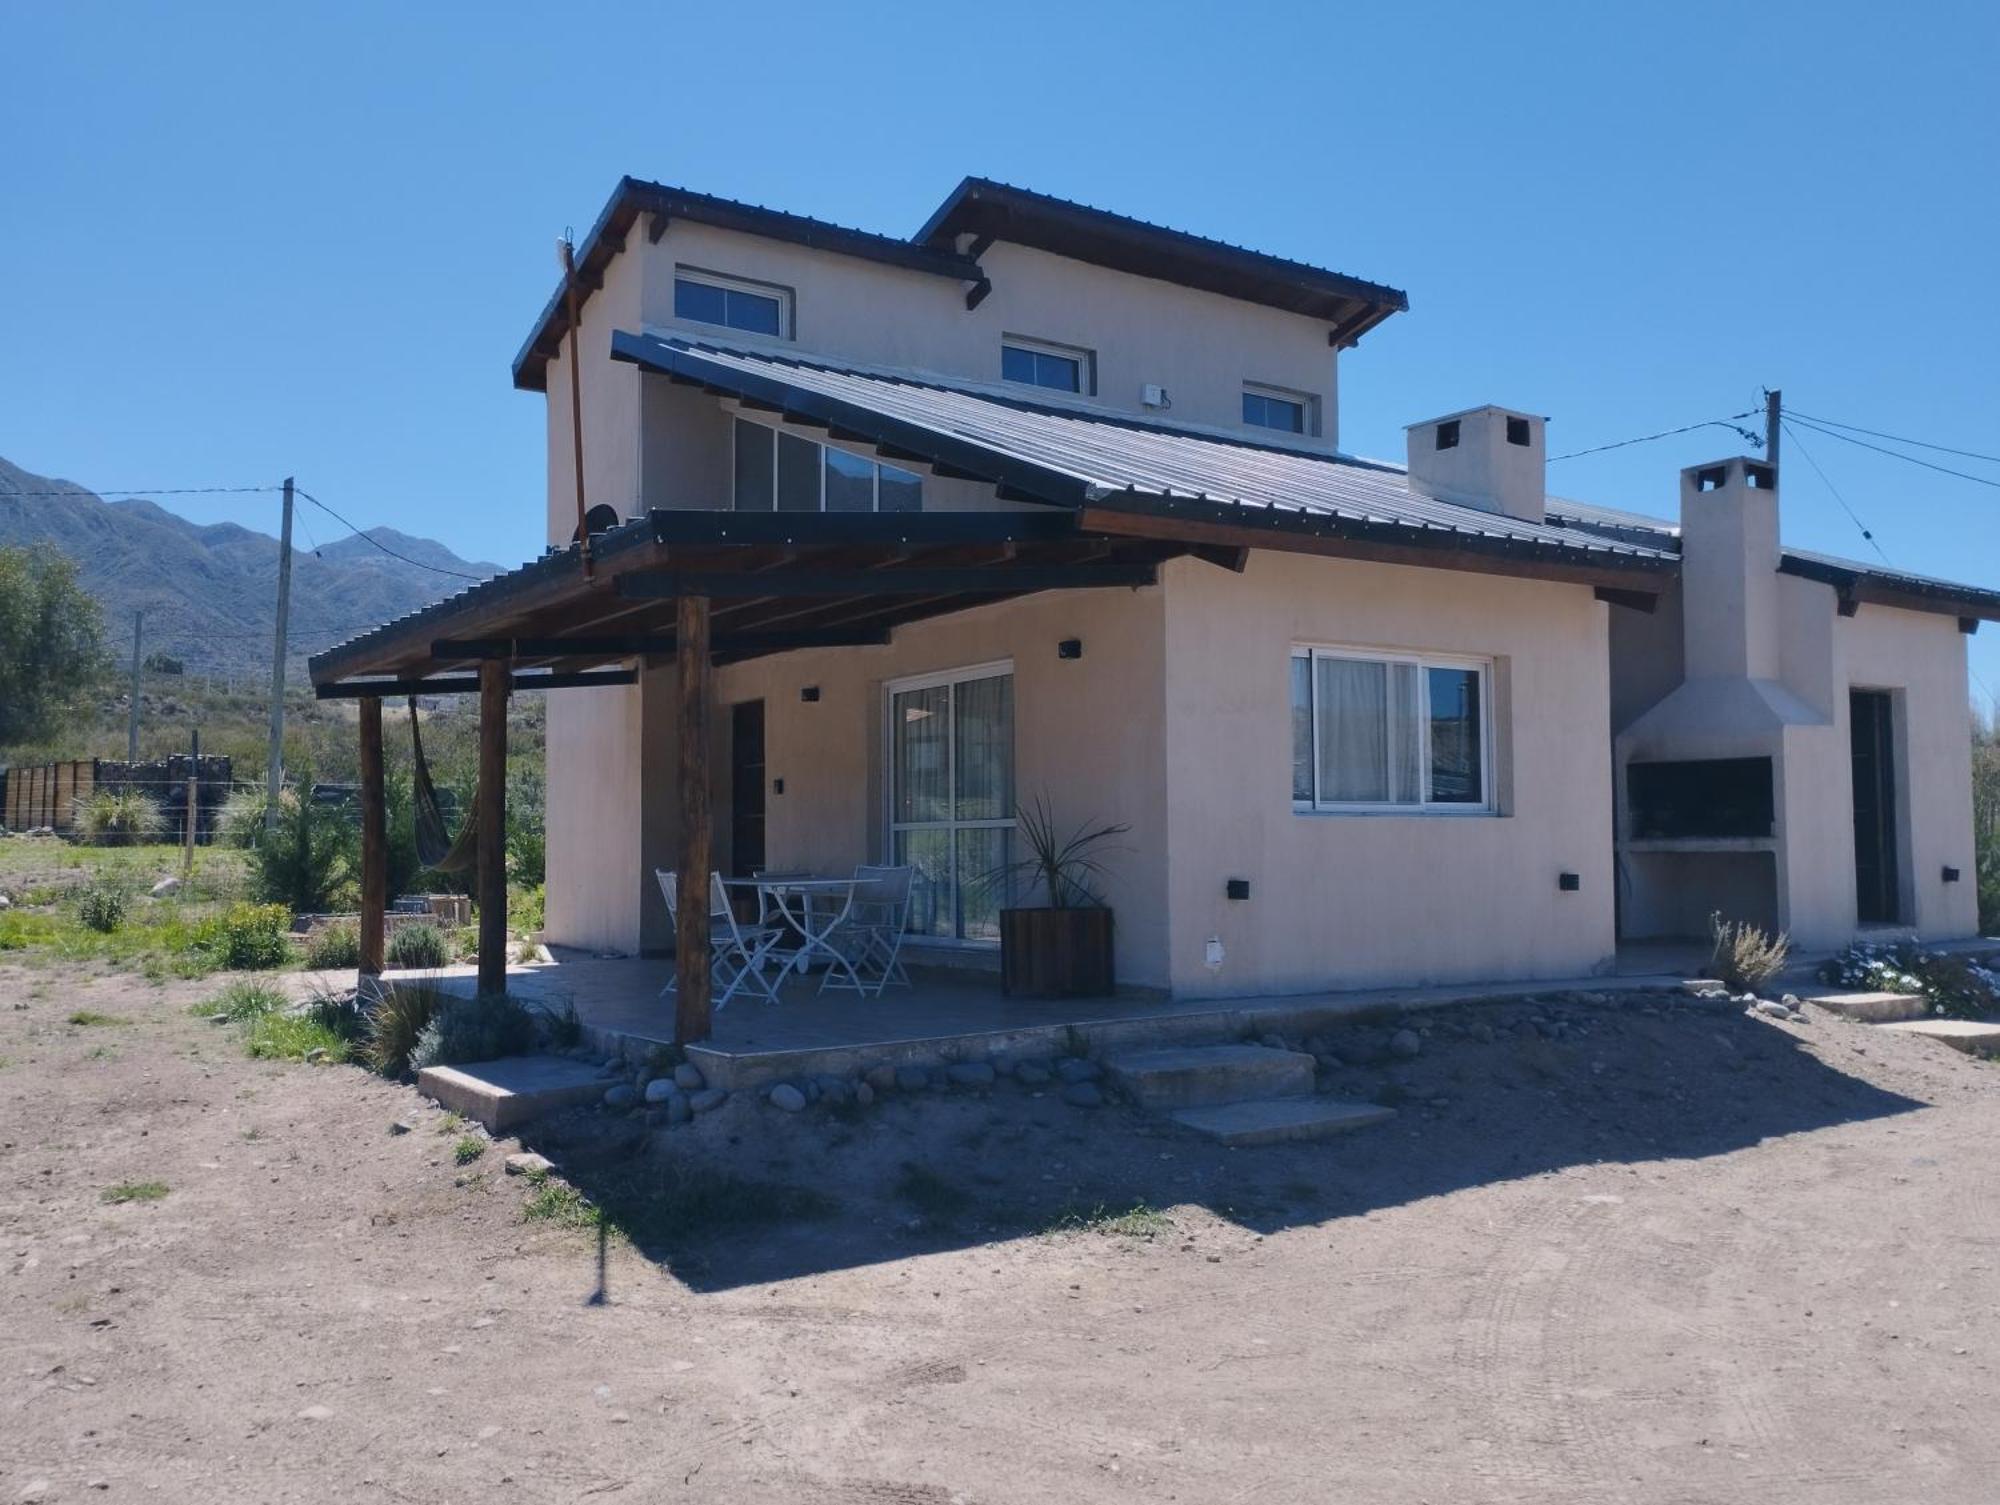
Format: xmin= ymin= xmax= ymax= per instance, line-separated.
xmin=1044 ymin=1201 xmax=1174 ymax=1239
xmin=190 ymin=978 xmax=288 ymax=1022
xmin=452 ymin=1134 xmax=486 ymax=1165
xmin=519 ymin=1161 xmax=836 ymax=1246
xmin=244 ymin=1010 xmax=351 ymax=1063
xmin=101 ymin=1180 xmax=170 ymax=1204
xmin=521 ymin=1170 xmax=603 ymax=1231
xmin=893 ymin=1161 xmax=976 ymax=1220
xmin=66 ymin=1009 xmax=125 ymax=1027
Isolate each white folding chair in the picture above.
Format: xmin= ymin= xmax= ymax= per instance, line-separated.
xmin=655 ymin=869 xmax=783 ymax=1008
xmin=830 ymin=863 xmax=915 ymax=997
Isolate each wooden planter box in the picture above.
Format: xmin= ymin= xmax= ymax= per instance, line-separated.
xmin=999 ymin=906 xmax=1115 ymax=998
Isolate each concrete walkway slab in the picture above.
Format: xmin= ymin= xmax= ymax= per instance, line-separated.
xmin=1804 ymin=991 xmax=1929 ymax=1023
xmin=1107 ymin=1044 xmax=1315 ymax=1110
xmin=1171 ymin=1098 xmax=1396 ymax=1147
xmin=1877 ymin=1019 xmax=2000 ymax=1055
xmin=417 ymin=1054 xmax=609 ymax=1131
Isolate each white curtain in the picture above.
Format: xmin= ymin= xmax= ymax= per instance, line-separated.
xmin=1315 ymin=656 xmax=1420 ymax=804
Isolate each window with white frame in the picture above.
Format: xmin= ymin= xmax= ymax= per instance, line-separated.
xmin=1290 ymin=647 xmax=1491 ymax=811
xmin=673 ymin=268 xmax=791 ymax=338
xmin=1243 ymin=383 xmax=1312 ymax=435
xmin=731 ymin=417 xmax=923 ymax=513
xmin=1000 ymin=336 xmax=1093 ymax=394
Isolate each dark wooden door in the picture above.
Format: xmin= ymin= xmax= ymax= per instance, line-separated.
xmin=729 ymin=699 xmax=767 ymax=877
xmin=1850 ymin=689 xmax=1899 ymax=924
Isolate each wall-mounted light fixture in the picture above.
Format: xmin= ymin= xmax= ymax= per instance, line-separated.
xmin=1225 ymin=878 xmax=1250 ymax=901
xmin=1943 ymin=865 xmax=1962 ymax=883
xmin=1058 ymin=638 xmax=1083 ymax=660
xmin=1558 ymin=872 xmax=1581 ymax=892
xmin=800 ymin=686 xmax=820 ymax=703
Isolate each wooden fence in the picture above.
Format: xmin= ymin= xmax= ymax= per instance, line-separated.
xmin=1 ymin=756 xmax=235 ymax=840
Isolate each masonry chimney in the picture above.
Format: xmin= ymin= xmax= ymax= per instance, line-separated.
xmin=1404 ymin=405 xmax=1546 ymax=523
xmin=1679 ymin=457 xmax=1781 ymax=681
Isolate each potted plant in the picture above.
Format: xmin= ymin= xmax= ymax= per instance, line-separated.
xmin=993 ymin=796 xmax=1128 ymax=998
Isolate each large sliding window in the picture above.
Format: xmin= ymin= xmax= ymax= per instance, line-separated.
xmin=673 ymin=269 xmax=789 ymax=337
xmin=1290 ymin=647 xmax=1491 ymax=812
xmin=887 ymin=663 xmax=1015 ymax=944
xmin=732 ymin=418 xmax=922 ymax=513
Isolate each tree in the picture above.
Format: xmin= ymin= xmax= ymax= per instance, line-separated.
xmin=0 ymin=545 xmax=105 ymax=745
xmin=1975 ymin=703 xmax=2000 ymax=933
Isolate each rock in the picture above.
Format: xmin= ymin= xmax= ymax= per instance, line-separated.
xmin=673 ymin=1062 xmax=705 ymax=1091
xmin=668 ymin=1095 xmax=693 ymax=1125
xmin=1014 ymin=1060 xmax=1052 ymax=1086
xmin=1061 ymin=1081 xmax=1104 ymax=1108
xmin=643 ymin=1108 xmax=669 ymax=1128
xmin=926 ymin=1067 xmax=950 ymax=1091
xmin=690 ymin=1088 xmax=727 ymax=1114
xmin=1055 ymin=1057 xmax=1101 ymax=1084
xmin=643 ymin=1077 xmax=681 ymax=1105
xmin=816 ymin=1076 xmax=851 ymax=1105
xmin=864 ymin=1063 xmax=897 ymax=1092
xmin=895 ymin=1064 xmax=930 ymax=1092
xmin=1258 ymin=1033 xmax=1288 ymax=1052
xmin=600 ymin=1056 xmax=624 ymax=1073
xmin=1514 ymin=1020 xmax=1540 ymax=1040
xmin=1389 ymin=1028 xmax=1423 ymax=1060
xmin=296 ymin=1404 xmax=334 ymax=1421
xmin=304 ymin=1047 xmax=328 ymax=1064
xmin=389 ymin=1117 xmax=416 ymax=1136
xmin=603 ymin=1084 xmax=637 ymax=1110
xmin=504 ymin=1152 xmax=554 ymax=1176
xmin=1781 ymin=993 xmax=1800 ymax=1007
xmin=769 ymin=1083 xmax=807 ymax=1112
xmin=149 ymin=876 xmax=181 ymax=899
xmin=946 ymin=1061 xmax=996 ymax=1087
xmin=1470 ymin=1023 xmax=1496 ymax=1044
xmin=854 ymin=1081 xmax=875 ymax=1107
xmin=1314 ymin=1053 xmax=1343 ymax=1072
xmin=1753 ymin=999 xmax=1800 ymax=1022
xmin=0 ymin=894 xmax=10 ymax=910
xmin=15 ymin=1479 xmax=49 ymax=1502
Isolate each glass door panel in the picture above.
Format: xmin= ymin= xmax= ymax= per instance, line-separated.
xmin=888 ymin=667 xmax=1014 ymax=944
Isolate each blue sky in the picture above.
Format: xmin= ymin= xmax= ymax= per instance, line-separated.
xmin=5 ymin=2 xmax=1997 ymax=709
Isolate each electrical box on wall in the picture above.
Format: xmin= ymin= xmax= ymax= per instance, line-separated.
xmin=1141 ymin=383 xmax=1169 ymax=409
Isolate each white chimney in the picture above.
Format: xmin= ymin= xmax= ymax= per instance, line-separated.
xmin=1679 ymin=457 xmax=1780 ymax=681
xmin=1404 ymin=405 xmax=1546 ymax=523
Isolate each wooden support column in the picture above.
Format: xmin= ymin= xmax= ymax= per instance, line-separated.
xmin=357 ymin=696 xmax=387 ymax=980
xmin=477 ymin=660 xmax=509 ymax=996
xmin=674 ymin=594 xmax=714 ymax=1044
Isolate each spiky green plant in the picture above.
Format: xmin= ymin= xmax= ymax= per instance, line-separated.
xmin=990 ymin=794 xmax=1130 ymax=909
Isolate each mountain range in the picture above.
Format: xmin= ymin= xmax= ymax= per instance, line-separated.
xmin=0 ymin=458 xmax=502 ymax=677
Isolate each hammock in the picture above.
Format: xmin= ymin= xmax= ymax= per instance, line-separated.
xmin=409 ymin=697 xmax=479 ymax=874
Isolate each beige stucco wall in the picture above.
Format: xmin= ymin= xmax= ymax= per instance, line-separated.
xmin=630 ymin=222 xmax=1342 ymax=445
xmin=543 ymin=246 xmax=645 ymax=544
xmin=698 ymin=584 xmax=1173 ymax=989
xmin=1159 ymin=552 xmax=1619 ymax=996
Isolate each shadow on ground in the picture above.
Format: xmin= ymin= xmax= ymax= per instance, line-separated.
xmin=511 ymin=990 xmax=1927 ymax=1295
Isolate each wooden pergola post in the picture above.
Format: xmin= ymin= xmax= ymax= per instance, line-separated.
xmin=477 ymin=660 xmax=509 ymax=996
xmin=357 ymin=696 xmax=386 ymax=980
xmin=674 ymin=594 xmax=713 ymax=1044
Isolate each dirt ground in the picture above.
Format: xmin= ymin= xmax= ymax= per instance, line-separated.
xmin=5 ymin=961 xmax=2000 ymax=1504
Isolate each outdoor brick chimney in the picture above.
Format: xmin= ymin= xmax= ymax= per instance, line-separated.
xmin=1404 ymin=405 xmax=1546 ymax=523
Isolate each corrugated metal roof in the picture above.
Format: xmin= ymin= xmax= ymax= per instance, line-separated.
xmin=1780 ymin=547 xmax=2000 ymax=612
xmin=615 ymin=332 xmax=1677 ymax=565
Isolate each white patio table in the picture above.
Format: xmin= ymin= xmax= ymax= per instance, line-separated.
xmin=720 ymin=875 xmax=862 ymax=992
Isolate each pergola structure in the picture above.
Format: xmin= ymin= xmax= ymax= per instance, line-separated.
xmin=309 ymin=509 xmax=1213 ymax=1042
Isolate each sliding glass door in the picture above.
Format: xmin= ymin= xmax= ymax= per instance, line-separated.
xmin=887 ymin=663 xmax=1014 ymax=944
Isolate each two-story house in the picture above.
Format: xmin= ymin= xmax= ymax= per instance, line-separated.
xmin=311 ymin=175 xmax=1998 ymax=1020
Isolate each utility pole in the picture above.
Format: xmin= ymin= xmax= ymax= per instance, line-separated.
xmin=1765 ymin=388 xmax=1782 ymax=471
xmin=126 ymin=609 xmax=143 ymax=762
xmin=265 ymin=477 xmax=295 ymax=829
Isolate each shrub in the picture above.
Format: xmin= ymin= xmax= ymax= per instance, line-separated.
xmin=74 ymin=882 xmax=127 ymax=934
xmin=408 ymin=992 xmax=537 ymax=1073
xmin=544 ymin=999 xmax=582 ymax=1050
xmin=193 ymin=978 xmax=288 ymax=1022
xmin=249 ymin=788 xmax=355 ymax=914
xmin=303 ymin=921 xmax=361 ymax=971
xmin=509 ymin=882 xmax=545 ymax=937
xmin=453 ymin=1134 xmax=485 ymax=1166
xmin=216 ymin=788 xmax=270 ymax=848
xmin=362 ymin=982 xmax=445 ymax=1077
xmin=387 ymin=921 xmax=450 ymax=970
xmin=102 ymin=1180 xmax=169 ymax=1204
xmin=1822 ymin=941 xmax=2000 ymax=1020
xmin=245 ymin=1009 xmax=353 ymax=1063
xmin=74 ymin=789 xmax=165 ymax=846
xmin=1707 ymin=911 xmax=1790 ymax=995
xmin=193 ymin=902 xmax=293 ymax=971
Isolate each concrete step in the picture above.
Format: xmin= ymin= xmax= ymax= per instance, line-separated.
xmin=1804 ymin=990 xmax=1930 ymax=1023
xmin=1877 ymin=1019 xmax=2000 ymax=1055
xmin=1172 ymin=1097 xmax=1397 ymax=1147
xmin=418 ymin=1054 xmax=610 ymax=1131
xmin=1105 ymin=1044 xmax=1315 ymax=1110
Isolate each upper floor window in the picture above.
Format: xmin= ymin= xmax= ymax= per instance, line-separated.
xmin=732 ymin=418 xmax=922 ymax=513
xmin=674 ymin=268 xmax=790 ymax=338
xmin=1244 ymin=384 xmax=1311 ymax=435
xmin=1001 ymin=336 xmax=1093 ymax=395
xmin=1291 ymin=647 xmax=1491 ymax=812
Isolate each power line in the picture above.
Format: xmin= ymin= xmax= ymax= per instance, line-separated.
xmin=1781 ymin=419 xmax=1891 ymax=565
xmin=1784 ymin=415 xmax=2000 ymax=491
xmin=2 ymin=484 xmax=287 ymax=498
xmin=1786 ymin=410 xmax=2000 ymax=468
xmin=291 ymin=486 xmax=486 ymax=581
xmin=1548 ymin=410 xmax=1763 ymax=462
